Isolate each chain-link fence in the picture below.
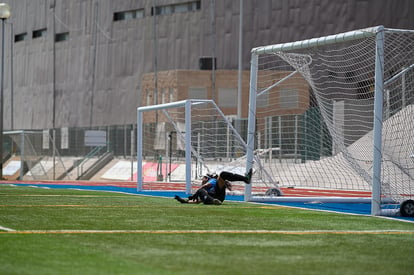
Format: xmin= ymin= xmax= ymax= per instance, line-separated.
xmin=2 ymin=113 xmax=332 ymax=182
xmin=3 ymin=124 xmax=136 ymax=181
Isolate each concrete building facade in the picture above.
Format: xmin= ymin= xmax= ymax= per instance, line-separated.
xmin=3 ymin=0 xmax=414 ymax=130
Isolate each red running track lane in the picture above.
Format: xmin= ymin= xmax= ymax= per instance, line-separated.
xmin=0 ymin=180 xmax=372 ymax=197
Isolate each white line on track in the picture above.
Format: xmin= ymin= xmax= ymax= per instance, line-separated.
xmin=1 ymin=229 xmax=413 ymax=234
xmin=0 ymin=225 xmax=15 ymax=232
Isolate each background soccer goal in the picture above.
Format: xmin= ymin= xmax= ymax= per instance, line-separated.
xmin=245 ymin=26 xmax=414 ymax=216
xmin=137 ymin=99 xmax=259 ymax=195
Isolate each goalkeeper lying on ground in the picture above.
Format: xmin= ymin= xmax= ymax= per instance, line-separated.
xmin=174 ymin=169 xmax=252 ymax=205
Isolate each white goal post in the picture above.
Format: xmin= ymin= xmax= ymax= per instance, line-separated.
xmin=246 ymin=26 xmax=414 ymax=216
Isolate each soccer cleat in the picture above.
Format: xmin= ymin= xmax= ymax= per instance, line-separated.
xmin=174 ymin=195 xmax=188 ymax=203
xmin=212 ymin=199 xmax=222 ymax=205
xmin=245 ymin=168 xmax=253 ymax=184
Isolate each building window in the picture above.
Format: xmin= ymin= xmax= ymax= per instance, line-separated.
xmin=33 ymin=28 xmax=47 ymax=39
xmin=146 ymin=89 xmax=152 ymax=106
xmin=188 ymin=87 xmax=207 ymax=99
xmin=218 ymin=88 xmax=237 ymax=107
xmin=257 ymin=92 xmax=269 ymax=108
xmin=55 ymin=32 xmax=69 ymax=42
xmin=169 ymin=88 xmax=174 ymax=102
xmin=279 ymin=89 xmax=299 ymax=109
xmin=14 ymin=32 xmax=27 ymax=42
xmin=114 ymin=9 xmax=144 ymax=21
xmin=161 ymin=88 xmax=168 ymax=104
xmin=152 ymin=1 xmax=201 ymax=16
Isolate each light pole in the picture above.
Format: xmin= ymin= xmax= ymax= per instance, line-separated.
xmin=0 ymin=3 xmax=10 ymax=180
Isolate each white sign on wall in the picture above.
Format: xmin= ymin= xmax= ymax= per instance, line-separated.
xmin=61 ymin=127 xmax=69 ymax=149
xmin=85 ymin=130 xmax=107 ymax=146
xmin=43 ymin=129 xmax=49 ymax=149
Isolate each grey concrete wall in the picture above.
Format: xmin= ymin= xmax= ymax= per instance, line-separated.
xmin=3 ymin=0 xmax=414 ymax=129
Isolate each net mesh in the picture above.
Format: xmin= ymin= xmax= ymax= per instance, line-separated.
xmin=251 ymin=28 xmax=414 ymax=203
xmin=140 ymin=100 xmax=250 ymax=194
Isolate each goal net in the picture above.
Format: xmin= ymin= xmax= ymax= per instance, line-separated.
xmin=137 ymin=99 xmax=257 ymax=195
xmin=246 ymin=26 xmax=414 ymax=215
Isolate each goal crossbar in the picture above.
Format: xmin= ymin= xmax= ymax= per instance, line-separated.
xmin=252 ymin=26 xmax=381 ymax=55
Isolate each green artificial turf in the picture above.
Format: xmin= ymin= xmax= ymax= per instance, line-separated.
xmin=1 ymin=185 xmax=413 ymax=275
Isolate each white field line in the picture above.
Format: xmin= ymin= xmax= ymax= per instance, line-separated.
xmin=1 ymin=229 xmax=413 ymax=235
xmin=0 ymin=225 xmax=15 ymax=232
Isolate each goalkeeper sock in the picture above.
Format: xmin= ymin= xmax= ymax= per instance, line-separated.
xmin=174 ymin=195 xmax=188 ymax=203
xmin=245 ymin=168 xmax=253 ymax=184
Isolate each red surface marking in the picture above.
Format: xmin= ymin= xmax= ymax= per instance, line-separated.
xmin=129 ymin=162 xmax=180 ymax=181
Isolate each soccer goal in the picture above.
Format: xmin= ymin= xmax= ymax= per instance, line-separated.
xmin=246 ymin=26 xmax=414 ymax=216
xmin=136 ymin=99 xmax=266 ymax=195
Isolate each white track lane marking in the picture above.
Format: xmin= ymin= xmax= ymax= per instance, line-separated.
xmin=0 ymin=225 xmax=15 ymax=232
xmin=1 ymin=229 xmax=413 ymax=234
